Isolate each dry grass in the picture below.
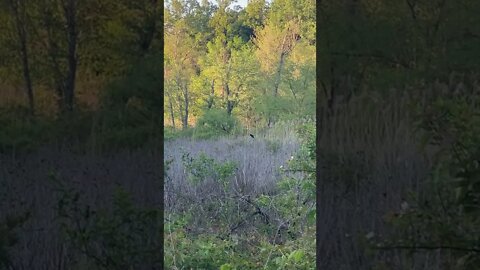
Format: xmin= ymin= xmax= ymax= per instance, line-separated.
xmin=164 ymin=124 xmax=301 ymax=211
xmin=317 ymin=90 xmax=443 ymax=269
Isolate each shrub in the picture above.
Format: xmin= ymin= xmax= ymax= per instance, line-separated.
xmin=181 ymin=151 xmax=237 ymax=188
xmin=164 ymin=126 xmax=195 ymax=141
xmin=193 ymin=109 xmax=241 ymax=139
xmin=55 ymin=176 xmax=162 ymax=269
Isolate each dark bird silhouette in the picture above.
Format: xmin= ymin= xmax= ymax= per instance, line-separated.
xmin=249 ymin=134 xmax=254 ymax=138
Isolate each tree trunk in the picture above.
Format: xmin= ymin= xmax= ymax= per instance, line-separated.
xmin=182 ymin=85 xmax=189 ymax=128
xmin=19 ymin=36 xmax=34 ymax=115
xmin=9 ymin=0 xmax=35 ymax=115
xmin=327 ymin=64 xmax=337 ymax=115
xmin=168 ymin=94 xmax=175 ymax=129
xmin=177 ymin=94 xmax=185 ymax=129
xmin=226 ymin=100 xmax=234 ymax=115
xmin=41 ymin=4 xmax=64 ymax=112
xmin=273 ymin=51 xmax=286 ymax=97
xmin=224 ymin=82 xmax=234 ymax=115
xmin=62 ymin=0 xmax=78 ymax=112
xmin=138 ymin=0 xmax=158 ymax=57
xmin=207 ymin=79 xmax=215 ymax=109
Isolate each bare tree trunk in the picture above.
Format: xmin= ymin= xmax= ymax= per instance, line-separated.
xmin=224 ymin=82 xmax=235 ymax=115
xmin=41 ymin=3 xmax=63 ymax=111
xmin=138 ymin=0 xmax=159 ymax=57
xmin=62 ymin=0 xmax=78 ymax=112
xmin=177 ymin=94 xmax=185 ymax=129
xmin=8 ymin=0 xmax=35 ymax=115
xmin=182 ymin=85 xmax=189 ymax=128
xmin=207 ymin=79 xmax=215 ymax=109
xmin=226 ymin=100 xmax=234 ymax=115
xmin=167 ymin=94 xmax=175 ymax=129
xmin=273 ymin=51 xmax=286 ymax=97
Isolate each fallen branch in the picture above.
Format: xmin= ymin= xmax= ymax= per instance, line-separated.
xmin=374 ymin=244 xmax=480 ymax=253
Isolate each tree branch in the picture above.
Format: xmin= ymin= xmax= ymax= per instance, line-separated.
xmin=374 ymin=244 xmax=480 ymax=253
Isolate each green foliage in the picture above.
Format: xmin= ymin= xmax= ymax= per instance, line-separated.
xmin=265 ymin=139 xmax=281 ymax=153
xmin=165 ymin=220 xmax=251 ymax=269
xmin=194 ymin=109 xmax=241 ymax=139
xmin=181 ymin=151 xmax=237 ymax=188
xmin=165 ymin=0 xmax=315 ymax=130
xmin=165 ymin=127 xmax=195 ymax=141
xmin=55 ymin=176 xmax=161 ymax=269
xmin=374 ymin=95 xmax=480 ymax=269
xmin=257 ymin=121 xmax=316 ymax=269
xmin=418 ymin=96 xmax=480 ymax=215
xmin=166 ymin=121 xmax=316 ymax=269
xmin=254 ymin=95 xmax=294 ymax=124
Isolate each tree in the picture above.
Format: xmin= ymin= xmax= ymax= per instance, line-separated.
xmin=252 ymin=0 xmax=315 ymax=126
xmin=31 ymin=0 xmax=79 ymax=113
xmin=165 ymin=1 xmax=201 ymax=129
xmin=3 ymin=0 xmax=35 ymax=115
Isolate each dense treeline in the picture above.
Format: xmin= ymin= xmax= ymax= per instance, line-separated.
xmin=164 ymin=0 xmax=315 ymax=137
xmin=0 ymin=0 xmax=162 ymax=151
xmin=318 ymin=0 xmax=480 ymax=113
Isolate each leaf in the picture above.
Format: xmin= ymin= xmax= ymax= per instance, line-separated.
xmin=288 ymin=249 xmax=304 ymax=263
xmin=307 ymin=209 xmax=315 ymax=224
xmin=220 ymin=263 xmax=233 ymax=270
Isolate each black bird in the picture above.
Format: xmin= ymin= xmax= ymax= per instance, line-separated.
xmin=249 ymin=134 xmax=255 ymax=138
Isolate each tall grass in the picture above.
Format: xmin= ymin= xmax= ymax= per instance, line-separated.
xmin=317 ymin=90 xmax=443 ymax=269
xmin=164 ymin=121 xmax=315 ymax=269
xmin=0 ymin=145 xmax=160 ymax=269
xmin=164 ymin=124 xmax=300 ymax=210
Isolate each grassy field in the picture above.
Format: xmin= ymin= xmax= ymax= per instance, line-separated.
xmin=164 ymin=122 xmax=316 ymax=269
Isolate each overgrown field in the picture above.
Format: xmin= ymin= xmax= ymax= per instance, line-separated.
xmin=0 ymin=146 xmax=162 ymax=269
xmin=164 ymin=122 xmax=316 ymax=269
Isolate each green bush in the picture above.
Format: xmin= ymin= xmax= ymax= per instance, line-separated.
xmin=181 ymin=151 xmax=237 ymax=188
xmin=193 ymin=109 xmax=241 ymax=139
xmin=164 ymin=126 xmax=195 ymax=140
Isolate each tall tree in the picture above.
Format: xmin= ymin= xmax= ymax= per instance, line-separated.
xmin=4 ymin=0 xmax=35 ymax=114
xmin=32 ymin=0 xmax=79 ymax=113
xmin=165 ymin=1 xmax=200 ymax=129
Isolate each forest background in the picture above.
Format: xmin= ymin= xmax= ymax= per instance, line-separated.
xmin=0 ymin=0 xmax=479 ymax=269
